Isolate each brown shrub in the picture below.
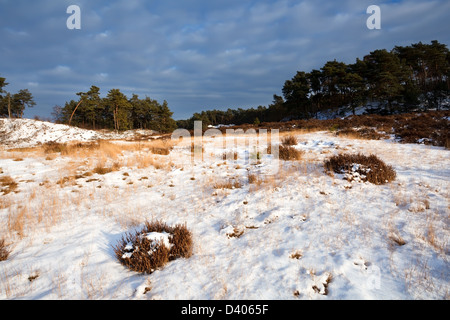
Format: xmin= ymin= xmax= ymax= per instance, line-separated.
xmin=0 ymin=176 xmax=18 ymax=194
xmin=229 ymin=110 xmax=450 ymax=148
xmin=324 ymin=153 xmax=396 ymax=185
xmin=114 ymin=220 xmax=193 ymax=274
xmin=150 ymin=146 xmax=172 ymax=155
xmin=281 ymin=135 xmax=298 ymax=146
xmin=391 ymin=112 xmax=450 ymax=147
xmin=279 ymin=145 xmax=303 ymax=161
xmin=93 ymin=166 xmax=113 ymax=175
xmin=248 ymin=173 xmax=261 ymax=185
xmin=43 ymin=141 xmax=68 ymax=154
xmin=92 ymin=161 xmax=121 ymax=175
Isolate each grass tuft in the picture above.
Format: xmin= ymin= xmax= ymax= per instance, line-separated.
xmin=113 ymin=220 xmax=193 ymax=274
xmin=279 ymin=145 xmax=303 ymax=161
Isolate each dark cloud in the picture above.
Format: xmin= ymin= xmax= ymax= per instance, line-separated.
xmin=1 ymin=0 xmax=449 ymax=120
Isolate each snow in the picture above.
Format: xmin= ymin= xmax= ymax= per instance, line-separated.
xmin=140 ymin=232 xmax=173 ymax=251
xmin=0 ymin=119 xmax=449 ymax=300
xmin=0 ymin=118 xmax=156 ymax=149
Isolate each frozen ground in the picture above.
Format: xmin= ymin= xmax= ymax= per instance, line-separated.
xmin=0 ymin=118 xmax=155 ymax=149
xmin=0 ymin=119 xmax=449 ymax=300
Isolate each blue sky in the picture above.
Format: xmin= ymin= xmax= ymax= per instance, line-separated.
xmin=1 ymin=0 xmax=449 ymax=120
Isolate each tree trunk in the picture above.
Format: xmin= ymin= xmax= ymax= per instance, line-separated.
xmin=69 ymin=100 xmax=83 ymax=126
xmin=7 ymin=94 xmax=11 ymax=119
xmin=113 ymin=108 xmax=117 ymax=131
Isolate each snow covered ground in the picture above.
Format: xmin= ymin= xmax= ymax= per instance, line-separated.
xmin=0 ymin=119 xmax=449 ymax=300
xmin=0 ymin=118 xmax=155 ymax=149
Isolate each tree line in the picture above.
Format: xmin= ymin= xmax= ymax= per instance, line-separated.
xmin=53 ymin=86 xmax=177 ymax=133
xmin=0 ymin=76 xmax=36 ymax=118
xmin=177 ymin=40 xmax=450 ymax=129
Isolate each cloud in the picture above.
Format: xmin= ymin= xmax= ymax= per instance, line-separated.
xmin=0 ymin=0 xmax=449 ymax=120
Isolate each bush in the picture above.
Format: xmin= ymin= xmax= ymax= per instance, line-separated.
xmin=279 ymin=145 xmax=303 ymax=161
xmin=281 ymin=135 xmax=298 ymax=146
xmin=0 ymin=176 xmax=18 ymax=195
xmin=43 ymin=141 xmax=68 ymax=154
xmin=150 ymin=146 xmax=172 ymax=155
xmin=337 ymin=127 xmax=387 ymax=140
xmin=324 ymin=153 xmax=396 ymax=185
xmin=114 ymin=220 xmax=193 ymax=274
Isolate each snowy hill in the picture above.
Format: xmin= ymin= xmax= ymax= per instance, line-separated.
xmin=0 ymin=118 xmax=156 ymax=149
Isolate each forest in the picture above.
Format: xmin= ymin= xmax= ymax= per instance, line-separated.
xmin=177 ymin=41 xmax=450 ymax=129
xmin=52 ymin=87 xmax=177 ymax=133
xmin=2 ymin=40 xmax=449 ymax=133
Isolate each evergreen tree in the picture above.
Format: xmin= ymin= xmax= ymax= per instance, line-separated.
xmin=363 ymin=49 xmax=410 ymax=113
xmin=83 ymin=86 xmax=102 ymax=129
xmin=11 ymin=89 xmax=35 ymax=118
xmin=282 ymin=71 xmax=311 ymax=118
xmin=343 ymin=62 xmax=367 ymax=115
xmin=105 ymin=89 xmax=132 ymax=131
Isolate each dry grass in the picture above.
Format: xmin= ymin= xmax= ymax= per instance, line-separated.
xmin=279 ymin=145 xmax=304 ymax=161
xmin=248 ymin=173 xmax=263 ymax=185
xmin=149 ymin=140 xmax=174 ymax=155
xmin=0 ymin=238 xmax=11 ymax=261
xmin=289 ymin=250 xmax=303 ymax=260
xmin=389 ymin=233 xmax=407 ymax=247
xmin=225 ymin=227 xmax=245 ymax=239
xmin=0 ymin=175 xmax=18 ymax=195
xmin=281 ymin=135 xmax=298 ymax=146
xmin=213 ymin=179 xmax=242 ymax=189
xmin=337 ymin=127 xmax=388 ymax=140
xmin=2 ymin=184 xmax=71 ymax=239
xmin=11 ymin=139 xmax=176 ymax=161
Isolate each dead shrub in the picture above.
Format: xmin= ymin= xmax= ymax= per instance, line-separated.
xmin=93 ymin=166 xmax=113 ymax=175
xmin=392 ymin=112 xmax=450 ymax=147
xmin=43 ymin=141 xmax=68 ymax=154
xmin=150 ymin=146 xmax=172 ymax=155
xmin=337 ymin=127 xmax=386 ymax=140
xmin=92 ymin=161 xmax=121 ymax=175
xmin=279 ymin=145 xmax=303 ymax=161
xmin=114 ymin=220 xmax=193 ymax=274
xmin=389 ymin=233 xmax=407 ymax=247
xmin=0 ymin=176 xmax=18 ymax=194
xmin=248 ymin=173 xmax=264 ymax=186
xmin=0 ymin=238 xmax=11 ymax=261
xmin=324 ymin=153 xmax=396 ymax=185
xmin=281 ymin=135 xmax=298 ymax=146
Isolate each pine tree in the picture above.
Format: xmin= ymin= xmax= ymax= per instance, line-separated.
xmin=363 ymin=49 xmax=410 ymax=113
xmin=106 ymin=89 xmax=132 ymax=131
xmin=84 ymin=86 xmax=102 ymax=129
xmin=282 ymin=71 xmax=311 ymax=119
xmin=11 ymin=89 xmax=35 ymax=118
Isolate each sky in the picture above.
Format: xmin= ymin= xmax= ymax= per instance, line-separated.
xmin=1 ymin=0 xmax=449 ymax=120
